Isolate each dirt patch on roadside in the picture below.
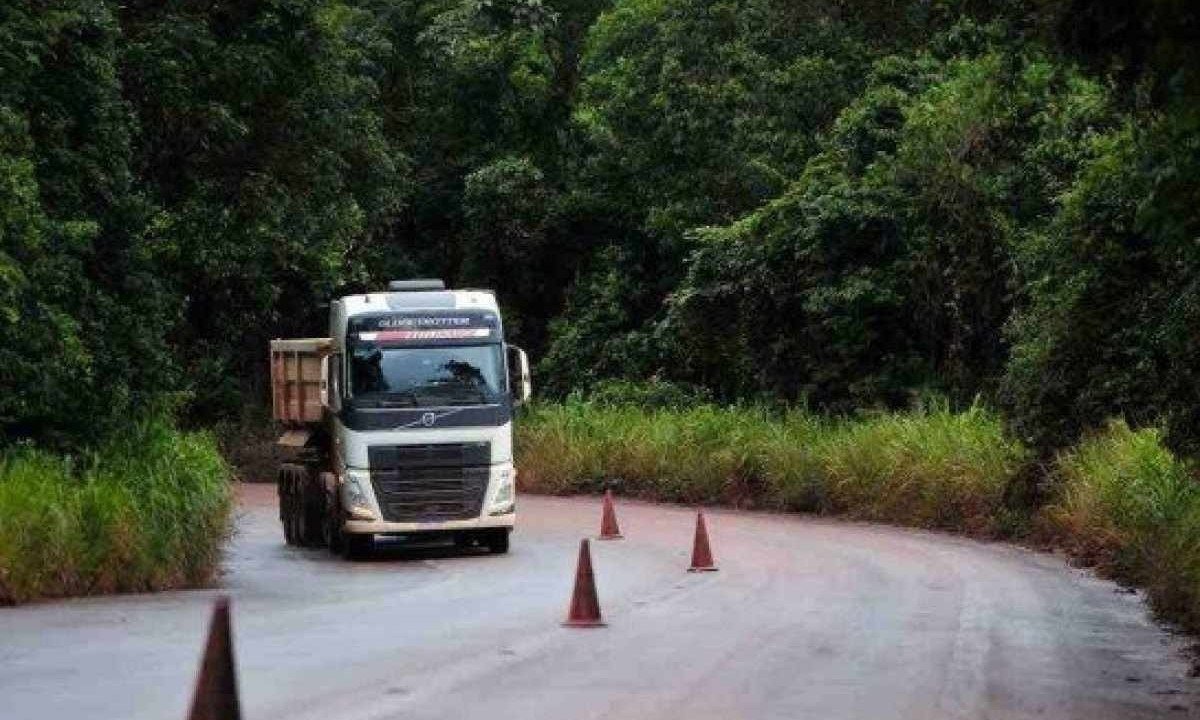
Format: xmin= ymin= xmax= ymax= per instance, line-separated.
xmin=234 ymin=481 xmax=277 ymax=508
xmin=218 ymin=414 xmax=284 ymax=483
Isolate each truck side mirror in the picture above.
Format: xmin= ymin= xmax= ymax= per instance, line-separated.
xmin=325 ymin=352 xmax=342 ymax=413
xmin=506 ymin=344 xmax=532 ymax=405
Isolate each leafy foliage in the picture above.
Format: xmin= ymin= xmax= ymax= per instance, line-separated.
xmin=0 ymin=416 xmax=231 ymax=604
xmin=0 ymin=2 xmax=175 ymax=446
xmin=517 ymin=398 xmax=1029 ymax=535
xmin=669 ymin=35 xmax=1115 ymax=412
xmin=1044 ymin=420 xmax=1200 ymax=630
xmin=121 ymin=0 xmax=407 ymax=415
xmin=1 ymin=0 xmax=1199 ymax=460
xmin=1003 ymin=116 xmax=1200 ymax=454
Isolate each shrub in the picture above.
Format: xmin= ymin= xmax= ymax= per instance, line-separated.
xmin=1043 ymin=420 xmax=1200 ymax=630
xmin=516 ymin=400 xmax=1029 ymax=534
xmin=0 ymin=418 xmax=232 ymax=604
xmin=814 ymin=404 xmax=1028 ymax=533
xmin=585 ymin=378 xmax=713 ymax=410
xmin=517 ymin=402 xmax=762 ymax=503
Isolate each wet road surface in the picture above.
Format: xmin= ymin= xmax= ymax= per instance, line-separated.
xmin=1 ymin=483 xmax=1197 ymax=719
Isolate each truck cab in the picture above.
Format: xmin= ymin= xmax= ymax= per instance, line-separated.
xmin=271 ymin=280 xmax=530 ymax=558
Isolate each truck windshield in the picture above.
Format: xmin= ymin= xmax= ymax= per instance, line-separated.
xmin=349 ymin=344 xmax=505 ymax=406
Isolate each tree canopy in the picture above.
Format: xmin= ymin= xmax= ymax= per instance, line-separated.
xmin=2 ymin=0 xmax=1198 ymax=455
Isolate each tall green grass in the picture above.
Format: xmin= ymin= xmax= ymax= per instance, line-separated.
xmin=1044 ymin=420 xmax=1200 ymax=631
xmin=517 ymin=400 xmax=1029 ymax=535
xmin=0 ymin=419 xmax=232 ymax=604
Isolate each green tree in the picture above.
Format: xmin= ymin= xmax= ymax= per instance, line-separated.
xmin=670 ymin=27 xmax=1113 ymax=411
xmin=120 ymin=0 xmax=407 ymax=416
xmin=1004 ymin=118 xmax=1200 ymax=453
xmin=539 ymin=0 xmax=874 ymax=391
xmin=0 ymin=2 xmax=175 ymax=446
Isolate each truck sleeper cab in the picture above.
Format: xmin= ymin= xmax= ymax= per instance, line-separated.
xmin=272 ymin=280 xmax=531 ymax=559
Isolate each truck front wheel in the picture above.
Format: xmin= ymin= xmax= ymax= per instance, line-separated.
xmin=279 ymin=464 xmax=301 ymax=546
xmin=325 ymin=522 xmax=343 ymax=554
xmin=280 ymin=464 xmax=326 ymax=549
xmin=299 ymin=470 xmax=325 ymax=548
xmin=320 ymin=472 xmax=343 ymax=554
xmin=485 ymin=529 xmax=510 ymax=555
xmin=342 ymin=533 xmax=374 ymax=560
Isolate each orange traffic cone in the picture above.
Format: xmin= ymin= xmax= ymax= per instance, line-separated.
xmin=687 ymin=510 xmax=719 ymax=572
xmin=187 ymin=597 xmax=242 ymax=720
xmin=598 ymin=489 xmax=623 ymax=540
xmin=563 ymin=539 xmax=606 ymax=628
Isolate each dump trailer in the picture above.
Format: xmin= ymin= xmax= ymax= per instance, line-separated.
xmin=270 ymin=280 xmax=531 ymax=558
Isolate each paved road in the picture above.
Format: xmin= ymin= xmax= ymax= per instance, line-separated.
xmin=1 ymin=484 xmax=1197 ymax=719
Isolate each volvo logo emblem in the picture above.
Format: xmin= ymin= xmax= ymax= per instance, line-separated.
xmin=421 ymin=412 xmax=437 ymax=427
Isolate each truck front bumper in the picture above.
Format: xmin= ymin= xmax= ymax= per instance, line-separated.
xmin=344 ymin=511 xmax=515 ymax=535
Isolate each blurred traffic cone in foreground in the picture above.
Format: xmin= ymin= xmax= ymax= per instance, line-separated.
xmin=688 ymin=510 xmax=719 ymax=573
xmin=563 ymin=539 xmax=606 ymax=628
xmin=598 ymin=489 xmax=623 ymax=540
xmin=187 ymin=597 xmax=242 ymax=720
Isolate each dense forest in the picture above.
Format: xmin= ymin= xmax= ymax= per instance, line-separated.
xmin=2 ymin=0 xmax=1198 ymax=458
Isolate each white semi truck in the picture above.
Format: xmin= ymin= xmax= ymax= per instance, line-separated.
xmin=270 ymin=279 xmax=531 ymax=558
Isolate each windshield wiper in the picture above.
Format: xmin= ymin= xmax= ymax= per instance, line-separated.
xmin=378 ymin=399 xmax=418 ymax=408
xmin=356 ymin=391 xmax=420 ymax=408
xmin=417 ymin=384 xmax=493 ymax=406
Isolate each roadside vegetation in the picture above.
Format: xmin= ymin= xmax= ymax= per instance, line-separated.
xmin=518 ymin=398 xmax=1027 ymax=536
xmin=1043 ymin=422 xmax=1200 ymax=632
xmin=4 ymin=3 xmax=1197 ymax=461
xmin=0 ymin=419 xmax=231 ymax=605
xmin=517 ymin=397 xmax=1200 ymax=633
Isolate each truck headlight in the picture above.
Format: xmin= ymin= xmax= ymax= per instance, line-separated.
xmin=489 ymin=466 xmax=515 ymax=515
xmin=342 ymin=468 xmax=378 ymax=521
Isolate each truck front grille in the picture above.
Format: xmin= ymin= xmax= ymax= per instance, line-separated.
xmin=367 ymin=443 xmax=490 ymax=522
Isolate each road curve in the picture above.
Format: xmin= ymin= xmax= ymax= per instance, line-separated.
xmin=1 ymin=484 xmax=1197 ymax=719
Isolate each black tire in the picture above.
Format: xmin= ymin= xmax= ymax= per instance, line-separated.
xmin=326 ymin=520 xmax=343 ymax=554
xmin=342 ymin=533 xmax=374 ymax=560
xmin=280 ymin=463 xmax=326 ymax=549
xmin=302 ymin=495 xmax=325 ymax=548
xmin=325 ymin=503 xmax=344 ymax=555
xmin=318 ymin=473 xmax=343 ymax=554
xmin=293 ymin=482 xmax=308 ymax=545
xmin=485 ymin=529 xmax=510 ymax=555
xmin=280 ymin=465 xmax=298 ymax=546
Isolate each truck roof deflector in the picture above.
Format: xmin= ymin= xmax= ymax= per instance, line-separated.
xmin=388 ymin=279 xmax=446 ymax=292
